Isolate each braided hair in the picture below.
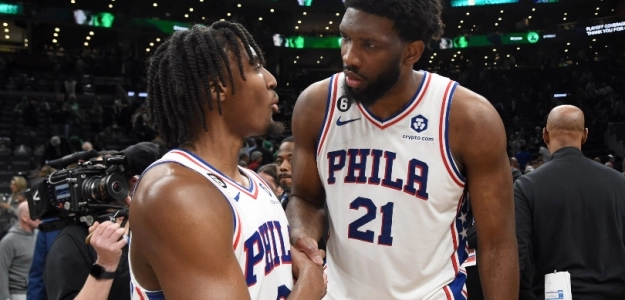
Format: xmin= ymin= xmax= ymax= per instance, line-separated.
xmin=146 ymin=21 xmax=265 ymax=147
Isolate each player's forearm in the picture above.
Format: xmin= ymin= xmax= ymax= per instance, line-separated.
xmin=478 ymin=238 xmax=520 ymax=299
xmin=286 ymin=196 xmax=326 ymax=243
xmin=73 ymin=276 xmax=115 ymax=300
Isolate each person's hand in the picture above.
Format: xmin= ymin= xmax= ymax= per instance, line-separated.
xmin=293 ymin=236 xmax=325 ymax=266
xmin=291 ymin=246 xmax=327 ymax=298
xmin=88 ymin=221 xmax=127 ymax=272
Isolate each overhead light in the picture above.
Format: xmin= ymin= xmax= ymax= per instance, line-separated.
xmin=595 ymin=12 xmax=598 ymax=15
xmin=3 ymin=28 xmax=8 ymax=33
xmin=567 ymin=42 xmax=570 ymax=45
xmin=24 ymin=39 xmax=28 ymax=42
xmin=89 ymin=31 xmax=94 ymax=35
xmin=564 ymin=49 xmax=568 ymax=52
xmin=317 ymin=61 xmax=320 ymax=64
xmin=303 ymin=12 xmax=307 ymax=15
xmin=108 ymin=4 xmax=113 ymax=8
xmin=2 ymin=23 xmax=6 ymax=27
xmin=320 ymin=56 xmax=323 ymax=59
xmin=270 ymin=9 xmax=274 ymax=13
xmin=592 ymin=39 xmax=596 ymax=41
xmin=286 ymin=83 xmax=290 ymax=86
xmin=298 ymin=20 xmax=301 ymax=23
xmin=71 ymin=0 xmax=75 ymax=3
xmin=296 ymin=56 xmax=299 ymax=59
xmin=563 ymin=17 xmax=566 ymax=20
xmin=4 ymin=35 xmax=8 ymax=39
xmin=596 ymin=7 xmax=599 ymax=10
xmin=220 ymin=18 xmax=225 ymax=21
xmin=329 ymin=21 xmax=333 ymax=24
xmin=55 ymin=28 xmax=60 ymax=32
xmin=495 ymin=23 xmax=498 ymax=26
xmin=53 ymin=33 xmax=58 ymax=37
xmin=498 ymin=17 xmax=502 ymax=20
xmin=202 ymin=16 xmax=205 ymax=20
xmin=294 ymin=60 xmax=297 ymax=63
xmin=500 ymin=10 xmax=504 ymax=13
xmin=429 ymin=60 xmax=432 ymax=63
xmin=52 ymin=39 xmax=57 ymax=43
xmin=156 ymin=38 xmax=161 ymax=42
xmin=453 ymin=54 xmax=457 ymax=57
xmin=227 ymin=13 xmax=231 ymax=16
xmin=189 ymin=8 xmax=194 ymax=12
xmin=564 ymin=12 xmax=567 ymax=15
xmin=506 ymin=54 xmax=510 ymax=57
xmin=184 ymin=14 xmax=189 ymax=18
xmin=532 ymin=8 xmax=535 ymax=11
xmin=484 ymin=56 xmax=488 ymax=59
xmin=153 ymin=2 xmax=158 ymax=6
xmin=466 ymin=12 xmax=470 ymax=15
xmin=146 ymin=48 xmax=150 ymax=52
xmin=458 ymin=25 xmax=461 ymax=28
xmin=460 ymin=20 xmax=463 ymax=23
xmin=433 ymin=53 xmax=437 ymax=56
xmin=451 ymin=58 xmax=455 ymax=61
xmin=493 ymin=48 xmax=496 ymax=52
xmin=84 ymin=42 xmax=89 ymax=46
xmin=325 ymin=27 xmax=329 ymax=30
xmin=336 ymin=13 xmax=340 ymax=16
xmin=237 ymin=3 xmax=242 ymax=7
xmin=150 ymin=42 xmax=154 ymax=46
xmin=259 ymin=17 xmax=263 ymax=21
xmin=86 ymin=36 xmax=91 ymax=40
xmin=517 ymin=47 xmax=520 ymax=50
xmin=295 ymin=26 xmax=299 ymax=29
xmin=528 ymin=16 xmax=532 ymax=19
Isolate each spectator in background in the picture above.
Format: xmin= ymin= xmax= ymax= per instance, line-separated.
xmin=0 ymin=202 xmax=40 ymax=300
xmin=0 ymin=176 xmax=27 ymax=238
xmin=82 ymin=142 xmax=93 ymax=152
xmin=515 ymin=144 xmax=532 ymax=171
xmin=257 ymin=163 xmax=280 ymax=196
xmin=275 ymin=136 xmax=293 ymax=208
xmin=42 ymin=136 xmax=72 ymax=166
xmin=247 ymin=151 xmax=263 ymax=171
xmin=238 ymin=151 xmax=250 ymax=165
xmin=515 ymin=105 xmax=625 ymax=299
xmin=50 ymin=95 xmax=69 ymax=138
xmin=65 ymin=94 xmax=83 ymax=138
xmin=89 ymin=98 xmax=104 ymax=134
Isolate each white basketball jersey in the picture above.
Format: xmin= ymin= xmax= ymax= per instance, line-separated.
xmin=317 ymin=71 xmax=470 ymax=299
xmin=130 ymin=149 xmax=293 ymax=300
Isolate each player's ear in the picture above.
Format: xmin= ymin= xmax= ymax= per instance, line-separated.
xmin=403 ymin=40 xmax=425 ymax=66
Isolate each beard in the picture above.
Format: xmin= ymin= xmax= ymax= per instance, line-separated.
xmin=342 ymin=57 xmax=402 ymax=106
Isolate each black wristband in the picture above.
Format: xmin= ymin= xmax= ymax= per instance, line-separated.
xmin=90 ymin=263 xmax=116 ymax=280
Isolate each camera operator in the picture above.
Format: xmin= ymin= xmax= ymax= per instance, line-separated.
xmin=42 ymin=142 xmax=160 ymax=300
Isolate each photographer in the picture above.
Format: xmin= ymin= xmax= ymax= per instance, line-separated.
xmin=40 ymin=142 xmax=160 ymax=300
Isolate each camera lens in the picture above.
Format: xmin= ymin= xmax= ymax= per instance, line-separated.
xmin=82 ymin=173 xmax=129 ymax=203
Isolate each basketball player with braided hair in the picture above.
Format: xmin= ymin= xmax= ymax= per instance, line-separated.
xmin=129 ymin=22 xmax=326 ymax=299
xmin=286 ymin=0 xmax=519 ymax=299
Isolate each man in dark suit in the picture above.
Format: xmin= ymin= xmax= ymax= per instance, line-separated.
xmin=515 ymin=105 xmax=625 ymax=299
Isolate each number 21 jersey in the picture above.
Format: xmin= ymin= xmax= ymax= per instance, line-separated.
xmin=317 ymin=71 xmax=470 ymax=299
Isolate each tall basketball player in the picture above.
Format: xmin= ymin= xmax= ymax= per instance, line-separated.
xmin=129 ymin=22 xmax=325 ymax=299
xmin=286 ymin=0 xmax=519 ymax=299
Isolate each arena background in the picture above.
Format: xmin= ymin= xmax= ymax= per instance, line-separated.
xmin=0 ymin=0 xmax=623 ymax=194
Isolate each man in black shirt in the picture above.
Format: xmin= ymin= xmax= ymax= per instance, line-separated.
xmin=515 ymin=105 xmax=625 ymax=299
xmin=43 ymin=142 xmax=160 ymax=300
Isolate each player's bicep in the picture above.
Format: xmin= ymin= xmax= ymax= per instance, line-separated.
xmin=457 ymin=95 xmax=514 ymax=241
xmin=132 ymin=176 xmax=250 ymax=300
xmin=290 ymin=82 xmax=328 ymax=207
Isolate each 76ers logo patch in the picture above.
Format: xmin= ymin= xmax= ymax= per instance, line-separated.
xmin=207 ymin=173 xmax=227 ymax=188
